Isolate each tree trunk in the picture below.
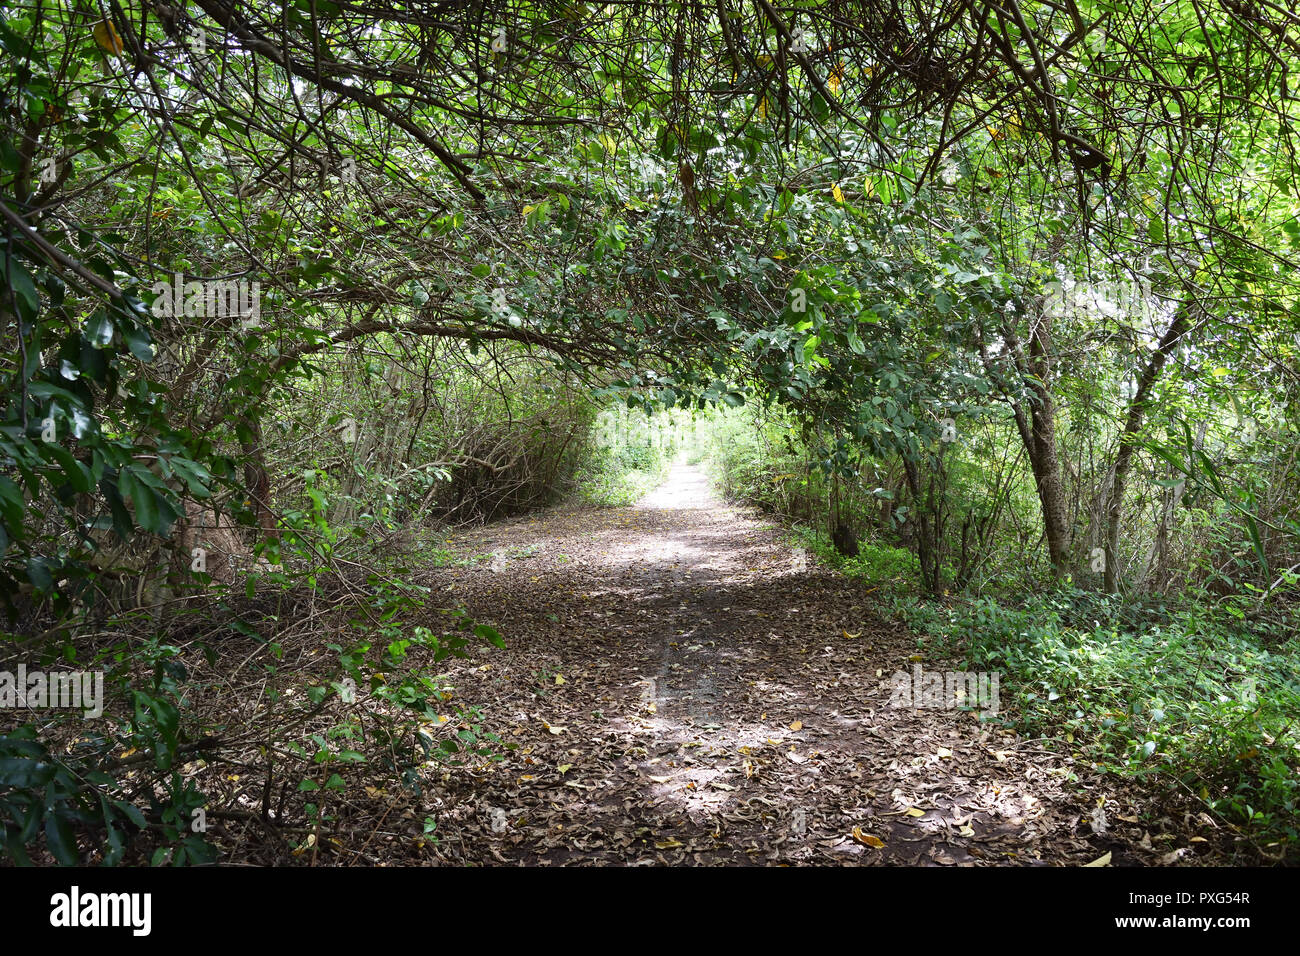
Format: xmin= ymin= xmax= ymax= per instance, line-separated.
xmin=1104 ymin=304 xmax=1191 ymax=592
xmin=979 ymin=306 xmax=1072 ymax=577
xmin=239 ymin=413 xmax=279 ymax=545
xmin=903 ymin=457 xmax=941 ymax=595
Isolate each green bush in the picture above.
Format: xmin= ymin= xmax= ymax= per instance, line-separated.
xmin=892 ymin=589 xmax=1300 ymax=853
xmin=792 ymin=526 xmax=919 ymax=591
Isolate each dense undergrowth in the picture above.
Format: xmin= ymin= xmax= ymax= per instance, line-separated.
xmin=572 ymin=408 xmax=681 ymax=507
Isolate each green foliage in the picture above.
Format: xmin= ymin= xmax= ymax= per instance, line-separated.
xmin=574 ymin=406 xmax=680 ymax=506
xmin=794 ymin=525 xmax=919 ymax=591
xmin=894 ymin=589 xmax=1300 ymax=853
xmin=0 ymin=638 xmax=216 ymax=866
xmin=292 ymin=579 xmax=508 ymax=802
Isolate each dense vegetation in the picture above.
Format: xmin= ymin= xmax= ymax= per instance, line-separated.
xmin=1 ymin=0 xmax=1297 ymax=864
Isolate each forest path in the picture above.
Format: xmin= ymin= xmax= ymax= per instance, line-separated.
xmin=422 ymin=463 xmax=1134 ymax=865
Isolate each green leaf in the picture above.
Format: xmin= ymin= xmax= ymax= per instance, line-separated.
xmin=44 ymin=810 xmax=79 ymax=865
xmin=43 ymin=444 xmax=92 ymax=493
xmin=0 ymin=256 xmax=40 ymax=313
xmin=122 ymin=322 xmax=155 ymax=361
xmin=0 ymin=756 xmax=57 ymax=787
xmin=473 ymin=623 xmax=505 ymax=648
xmin=1244 ymin=514 xmax=1270 ymax=577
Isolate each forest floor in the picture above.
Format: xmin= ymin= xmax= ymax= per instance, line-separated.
xmin=408 ymin=463 xmax=1214 ymax=866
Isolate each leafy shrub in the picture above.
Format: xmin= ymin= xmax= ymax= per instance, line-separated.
xmin=893 ymin=588 xmax=1300 ymax=853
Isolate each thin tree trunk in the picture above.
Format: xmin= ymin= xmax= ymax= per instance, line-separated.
xmin=1104 ymin=304 xmax=1192 ymax=592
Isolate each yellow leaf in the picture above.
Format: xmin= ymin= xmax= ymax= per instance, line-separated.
xmin=852 ymin=827 xmax=885 ymax=848
xmin=789 ymin=720 xmax=803 ymax=731
xmin=959 ymin=824 xmax=975 ymax=837
xmin=832 ymin=183 xmax=845 ymax=203
xmin=843 ymin=629 xmax=861 ymax=639
xmin=905 ymin=807 xmax=926 ymax=817
xmin=557 ymin=764 xmax=572 ymax=774
xmin=936 ymin=747 xmax=952 ymax=758
xmin=554 ymin=673 xmax=566 ymax=685
xmin=655 ymin=838 xmax=683 ymax=849
xmin=521 ymin=204 xmax=537 ymax=218
xmin=93 ymin=20 xmax=124 ymax=56
xmin=1083 ymin=851 xmax=1112 ymax=867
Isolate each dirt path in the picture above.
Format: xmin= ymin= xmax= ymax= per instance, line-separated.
xmin=421 ymin=463 xmax=1139 ymax=865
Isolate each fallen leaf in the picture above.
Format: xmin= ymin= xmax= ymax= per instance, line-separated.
xmin=789 ymin=720 xmax=803 ymax=731
xmin=851 ymin=827 xmax=885 ymax=848
xmin=1083 ymin=851 xmax=1112 ymax=867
